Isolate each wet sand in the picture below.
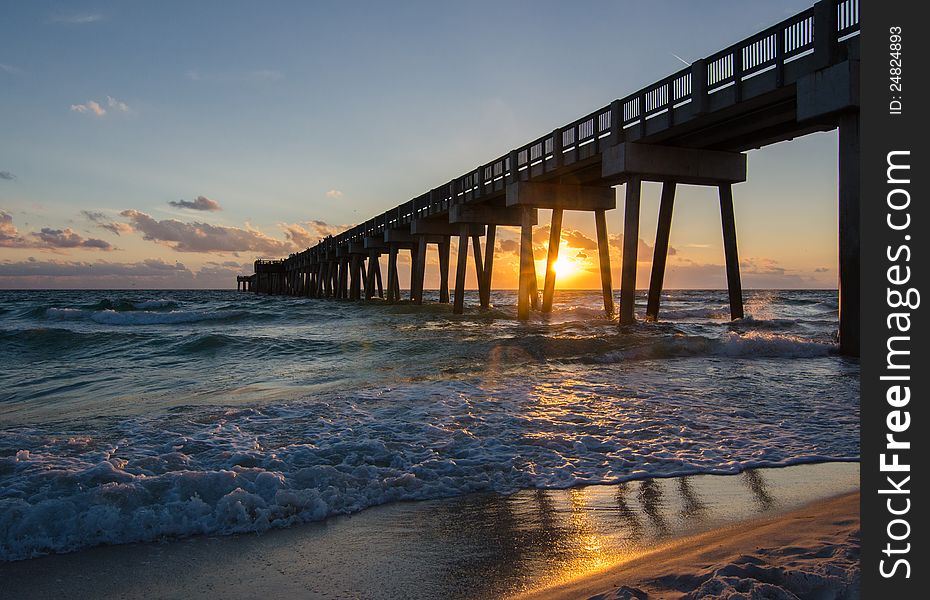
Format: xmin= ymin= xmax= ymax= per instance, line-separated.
xmin=0 ymin=462 xmax=858 ymax=599
xmin=526 ymin=492 xmax=859 ymax=599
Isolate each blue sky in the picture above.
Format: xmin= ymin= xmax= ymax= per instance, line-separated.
xmin=1 ymin=1 xmax=839 ymax=289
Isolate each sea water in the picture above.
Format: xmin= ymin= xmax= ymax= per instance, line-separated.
xmin=0 ymin=289 xmax=859 ymax=561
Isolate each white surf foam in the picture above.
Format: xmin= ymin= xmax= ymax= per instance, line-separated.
xmin=0 ymin=374 xmax=859 ymax=561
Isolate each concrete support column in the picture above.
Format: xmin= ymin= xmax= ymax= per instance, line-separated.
xmin=517 ymin=207 xmax=536 ymax=320
xmin=542 ymin=209 xmax=563 ymax=313
xmin=338 ymin=259 xmax=348 ymax=299
xmin=375 ymin=258 xmax=384 ymax=298
xmin=413 ymin=236 xmax=427 ymax=304
xmin=620 ymin=177 xmax=642 ymax=324
xmin=480 ymin=225 xmax=496 ymax=308
xmin=453 ymin=225 xmax=469 ymax=314
xmin=719 ymin=184 xmax=744 ymax=320
xmin=365 ymin=253 xmax=377 ymax=300
xmin=438 ymin=240 xmax=451 ymax=303
xmin=387 ymin=246 xmax=398 ymax=302
xmin=393 ymin=254 xmax=402 ymax=301
xmin=471 ymin=233 xmax=485 ymax=304
xmin=838 ymin=111 xmax=860 ymax=356
xmin=349 ymin=255 xmax=361 ymax=300
xmin=595 ymin=208 xmax=615 ymax=317
xmin=646 ymin=182 xmax=677 ymax=320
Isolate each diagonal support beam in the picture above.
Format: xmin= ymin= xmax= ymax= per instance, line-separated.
xmin=542 ymin=209 xmax=563 ymax=313
xmin=646 ymin=182 xmax=677 ymax=320
xmin=595 ymin=208 xmax=614 ymax=317
xmin=719 ymin=183 xmax=744 ymax=320
xmin=453 ymin=225 xmax=469 ymax=314
xmin=481 ymin=225 xmax=496 ymax=308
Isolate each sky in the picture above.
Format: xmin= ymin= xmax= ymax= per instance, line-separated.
xmin=1 ymin=0 xmax=840 ymax=290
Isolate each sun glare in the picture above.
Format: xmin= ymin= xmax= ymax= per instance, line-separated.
xmin=553 ymin=257 xmax=577 ymax=277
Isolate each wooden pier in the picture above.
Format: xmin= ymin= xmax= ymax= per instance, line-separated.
xmin=239 ymin=0 xmax=861 ymax=355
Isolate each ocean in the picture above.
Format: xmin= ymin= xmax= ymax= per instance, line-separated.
xmin=0 ymin=288 xmax=860 ymax=562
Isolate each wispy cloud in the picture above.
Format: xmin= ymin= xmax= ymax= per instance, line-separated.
xmin=49 ymin=12 xmax=103 ymax=25
xmin=82 ymin=210 xmax=134 ymax=236
xmin=0 ymin=63 xmax=20 ymax=75
xmin=168 ymin=196 xmax=222 ymax=211
xmin=70 ymin=100 xmax=107 ymax=117
xmin=106 ymin=96 xmax=130 ymax=112
xmin=70 ymin=96 xmax=131 ymax=117
xmin=0 ymin=171 xmax=15 ymax=181
xmin=326 ymin=189 xmax=343 ymax=199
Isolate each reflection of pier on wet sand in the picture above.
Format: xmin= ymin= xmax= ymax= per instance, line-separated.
xmin=0 ymin=462 xmax=859 ymax=600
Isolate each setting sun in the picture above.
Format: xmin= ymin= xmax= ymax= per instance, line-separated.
xmin=553 ymin=256 xmax=578 ymax=278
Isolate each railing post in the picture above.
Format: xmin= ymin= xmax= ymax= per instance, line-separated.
xmin=608 ymin=99 xmax=622 ymax=145
xmin=550 ymin=128 xmax=563 ymax=168
xmin=813 ymin=0 xmax=838 ymax=69
xmin=733 ymin=49 xmax=743 ymax=102
xmin=691 ymin=58 xmax=708 ymax=115
xmin=509 ymin=150 xmax=519 ymax=183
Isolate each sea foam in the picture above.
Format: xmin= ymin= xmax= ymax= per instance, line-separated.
xmin=0 ymin=374 xmax=859 ymax=561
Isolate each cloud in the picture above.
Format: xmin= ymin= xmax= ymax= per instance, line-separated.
xmin=50 ymin=12 xmax=102 ymax=25
xmin=497 ymin=239 xmax=520 ymax=255
xmin=120 ymin=209 xmax=294 ymax=254
xmin=740 ymin=256 xmax=786 ymax=276
xmin=0 ymin=63 xmax=20 ymax=75
xmin=562 ymin=229 xmax=598 ymax=250
xmin=326 ymin=189 xmax=344 ymax=199
xmin=0 ymin=210 xmax=21 ymax=244
xmin=0 ymin=171 xmax=15 ymax=181
xmin=0 ymin=258 xmax=256 ymax=289
xmin=608 ymin=233 xmax=676 ymax=259
xmin=106 ymin=96 xmax=130 ymax=112
xmin=168 ymin=195 xmax=222 ymax=211
xmin=70 ymin=96 xmax=130 ymax=117
xmin=280 ymin=220 xmax=350 ymax=249
xmin=31 ymin=228 xmax=114 ymax=251
xmin=1 ymin=210 xmax=113 ymax=251
xmin=662 ymin=256 xmax=820 ymax=289
xmin=82 ymin=210 xmax=134 ymax=236
xmin=70 ymin=100 xmax=106 ymax=117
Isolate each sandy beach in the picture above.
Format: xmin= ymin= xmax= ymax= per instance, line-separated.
xmin=526 ymin=492 xmax=859 ymax=599
xmin=0 ymin=462 xmax=858 ymax=599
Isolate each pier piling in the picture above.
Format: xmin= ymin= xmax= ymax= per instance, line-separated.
xmin=646 ymin=182 xmax=677 ymax=320
xmin=620 ymin=177 xmax=642 ymax=325
xmin=719 ymin=183 xmax=744 ymax=320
